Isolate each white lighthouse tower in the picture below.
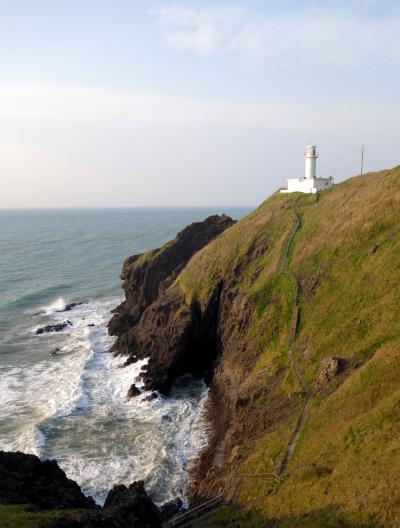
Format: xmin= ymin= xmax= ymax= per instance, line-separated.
xmin=305 ymin=144 xmax=318 ymax=180
xmin=280 ymin=144 xmax=333 ymax=194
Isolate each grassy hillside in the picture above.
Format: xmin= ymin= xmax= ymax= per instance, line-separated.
xmin=179 ymin=166 xmax=400 ymax=527
xmin=0 ymin=505 xmax=89 ymax=528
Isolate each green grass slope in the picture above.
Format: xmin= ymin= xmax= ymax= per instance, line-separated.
xmin=179 ymin=166 xmax=400 ymax=527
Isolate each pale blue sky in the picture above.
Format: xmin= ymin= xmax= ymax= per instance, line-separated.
xmin=0 ymin=1 xmax=399 ymax=207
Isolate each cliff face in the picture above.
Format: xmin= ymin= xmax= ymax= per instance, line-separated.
xmin=109 ymin=166 xmax=400 ymax=527
xmin=108 ymin=214 xmax=235 ymax=394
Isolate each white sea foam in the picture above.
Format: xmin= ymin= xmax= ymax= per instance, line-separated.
xmin=44 ymin=297 xmax=66 ymax=315
xmin=0 ymin=296 xmax=210 ymax=506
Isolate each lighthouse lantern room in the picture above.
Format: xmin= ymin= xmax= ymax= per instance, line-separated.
xmin=281 ymin=145 xmax=334 ymax=194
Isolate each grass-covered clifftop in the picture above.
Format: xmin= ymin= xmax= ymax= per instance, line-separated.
xmin=177 ymin=166 xmax=400 ymax=527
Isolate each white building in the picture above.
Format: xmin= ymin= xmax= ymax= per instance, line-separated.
xmin=280 ymin=145 xmax=334 ymax=194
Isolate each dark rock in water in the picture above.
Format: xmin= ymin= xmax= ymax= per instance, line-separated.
xmin=108 ymin=214 xmax=235 ymax=394
xmin=63 ymin=303 xmax=77 ymax=312
xmin=87 ymin=323 xmax=95 ymax=327
xmin=123 ymin=356 xmax=138 ymax=366
xmin=58 ymin=302 xmax=85 ymax=312
xmin=50 ymin=347 xmax=61 ymax=356
xmin=143 ymin=392 xmax=158 ymax=402
xmin=159 ymin=497 xmax=183 ymax=522
xmin=36 ymin=321 xmax=72 ymax=335
xmin=0 ymin=451 xmax=96 ymax=510
xmin=127 ymin=384 xmax=141 ymax=399
xmin=102 ymin=481 xmax=162 ymax=528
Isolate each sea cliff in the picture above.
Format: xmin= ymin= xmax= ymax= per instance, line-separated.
xmin=108 ymin=166 xmax=400 ymax=527
xmin=108 ymin=214 xmax=236 ymax=394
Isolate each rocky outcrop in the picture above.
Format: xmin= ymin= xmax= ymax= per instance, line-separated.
xmin=0 ymin=451 xmax=96 ymax=510
xmin=61 ymin=302 xmax=85 ymax=312
xmin=109 ymin=215 xmax=234 ymax=336
xmin=298 ymin=269 xmax=324 ymax=299
xmin=127 ymin=383 xmax=141 ymax=399
xmin=129 ymin=282 xmax=223 ymax=394
xmin=108 ymin=215 xmax=235 ymax=394
xmin=0 ymin=451 xmax=162 ymax=528
xmin=36 ymin=321 xmax=72 ymax=335
xmin=313 ymin=356 xmax=345 ymax=392
xmin=159 ymin=497 xmax=183 ymax=522
xmin=101 ymin=481 xmax=162 ymax=528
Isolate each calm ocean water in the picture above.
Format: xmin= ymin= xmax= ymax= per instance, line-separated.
xmin=0 ymin=207 xmax=250 ymax=505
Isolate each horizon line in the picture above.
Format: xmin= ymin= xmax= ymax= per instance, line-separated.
xmin=0 ymin=205 xmax=256 ymax=211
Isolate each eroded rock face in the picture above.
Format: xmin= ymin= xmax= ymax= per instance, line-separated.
xmin=108 ymin=215 xmax=235 ymax=394
xmin=136 ymin=284 xmax=223 ymax=394
xmin=298 ymin=269 xmax=324 ymax=300
xmin=0 ymin=451 xmax=96 ymax=510
xmin=314 ymin=356 xmax=345 ymax=392
xmin=187 ymin=286 xmax=298 ymax=500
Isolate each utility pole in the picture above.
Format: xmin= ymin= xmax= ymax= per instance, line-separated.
xmin=360 ymin=145 xmax=364 ymax=176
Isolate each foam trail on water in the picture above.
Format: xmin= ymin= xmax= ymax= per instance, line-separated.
xmin=0 ymin=296 xmax=210 ymax=506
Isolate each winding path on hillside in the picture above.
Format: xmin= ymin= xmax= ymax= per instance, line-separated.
xmin=168 ymin=209 xmax=313 ymax=526
xmin=278 ymin=209 xmax=312 ymax=478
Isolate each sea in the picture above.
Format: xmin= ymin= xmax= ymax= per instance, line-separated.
xmin=0 ymin=207 xmax=250 ymax=506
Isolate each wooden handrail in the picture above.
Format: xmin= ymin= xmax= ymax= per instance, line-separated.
xmin=170 ymin=494 xmax=224 ymax=527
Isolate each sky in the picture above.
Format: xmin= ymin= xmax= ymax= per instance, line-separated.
xmin=0 ymin=0 xmax=399 ymax=207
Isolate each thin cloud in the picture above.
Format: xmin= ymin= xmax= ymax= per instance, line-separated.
xmin=150 ymin=5 xmax=242 ymax=55
xmin=151 ymin=4 xmax=400 ymax=64
xmin=1 ymin=83 xmax=396 ymax=131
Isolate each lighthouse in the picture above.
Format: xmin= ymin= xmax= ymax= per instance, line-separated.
xmin=280 ymin=145 xmax=333 ymax=194
xmin=305 ymin=145 xmax=318 ymax=180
